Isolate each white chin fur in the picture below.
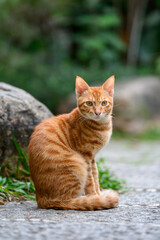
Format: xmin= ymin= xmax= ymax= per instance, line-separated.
xmin=93 ymin=115 xmax=110 ymax=123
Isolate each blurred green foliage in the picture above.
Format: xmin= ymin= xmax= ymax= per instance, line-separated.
xmin=0 ymin=0 xmax=160 ymax=112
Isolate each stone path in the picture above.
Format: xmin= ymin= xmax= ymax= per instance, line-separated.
xmin=0 ymin=140 xmax=160 ymax=240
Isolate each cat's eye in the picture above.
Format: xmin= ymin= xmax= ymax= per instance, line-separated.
xmin=101 ymin=100 xmax=108 ymax=106
xmin=86 ymin=101 xmax=93 ymax=106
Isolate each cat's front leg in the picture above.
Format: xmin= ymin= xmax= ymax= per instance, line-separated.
xmin=84 ymin=162 xmax=97 ymax=196
xmin=92 ymin=159 xmax=101 ymax=195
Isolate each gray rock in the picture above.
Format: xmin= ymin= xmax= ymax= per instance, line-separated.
xmin=0 ymin=82 xmax=53 ymax=163
xmin=58 ymin=76 xmax=160 ymax=133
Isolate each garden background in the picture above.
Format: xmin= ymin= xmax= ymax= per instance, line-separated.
xmin=0 ymin=0 xmax=160 ymax=114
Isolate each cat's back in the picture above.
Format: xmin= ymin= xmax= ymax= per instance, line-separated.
xmin=28 ymin=110 xmax=77 ymax=159
xmin=32 ymin=114 xmax=66 ymax=136
xmin=29 ymin=112 xmax=70 ymax=144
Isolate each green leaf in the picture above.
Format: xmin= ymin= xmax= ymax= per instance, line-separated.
xmin=11 ymin=134 xmax=29 ymax=172
xmin=98 ymin=158 xmax=128 ymax=192
xmin=77 ymin=14 xmax=121 ymax=28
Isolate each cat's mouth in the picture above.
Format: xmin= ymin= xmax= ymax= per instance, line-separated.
xmin=92 ymin=113 xmax=111 ymax=122
xmin=81 ymin=112 xmax=108 ymax=122
xmin=95 ymin=115 xmax=101 ymax=119
xmin=93 ymin=114 xmax=104 ymax=121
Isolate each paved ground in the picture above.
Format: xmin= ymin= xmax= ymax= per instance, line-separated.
xmin=0 ymin=140 xmax=160 ymax=240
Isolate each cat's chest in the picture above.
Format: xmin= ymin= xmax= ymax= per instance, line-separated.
xmin=76 ymin=129 xmax=112 ymax=157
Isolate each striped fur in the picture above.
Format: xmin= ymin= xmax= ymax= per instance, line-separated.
xmin=28 ymin=75 xmax=119 ymax=210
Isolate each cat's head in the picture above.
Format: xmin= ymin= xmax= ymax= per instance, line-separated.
xmin=76 ymin=76 xmax=114 ymax=122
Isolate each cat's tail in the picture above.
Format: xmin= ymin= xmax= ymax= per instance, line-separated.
xmin=37 ymin=190 xmax=119 ymax=210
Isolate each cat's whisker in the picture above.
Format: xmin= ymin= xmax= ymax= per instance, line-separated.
xmin=111 ymin=113 xmax=116 ymax=120
xmin=113 ymin=103 xmax=123 ymax=108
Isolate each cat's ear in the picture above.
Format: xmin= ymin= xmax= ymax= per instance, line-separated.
xmin=102 ymin=75 xmax=115 ymax=96
xmin=76 ymin=76 xmax=89 ymax=97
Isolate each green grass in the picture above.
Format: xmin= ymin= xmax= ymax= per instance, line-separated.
xmin=0 ymin=136 xmax=36 ymax=202
xmin=0 ymin=177 xmax=35 ymax=202
xmin=0 ymin=137 xmax=127 ymax=203
xmin=113 ymin=128 xmax=160 ymax=141
xmin=97 ymin=158 xmax=128 ymax=192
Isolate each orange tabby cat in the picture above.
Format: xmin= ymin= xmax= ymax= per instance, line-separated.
xmin=28 ymin=75 xmax=119 ymax=210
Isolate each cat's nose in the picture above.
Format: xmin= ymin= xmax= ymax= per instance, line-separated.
xmin=95 ymin=111 xmax=101 ymax=116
